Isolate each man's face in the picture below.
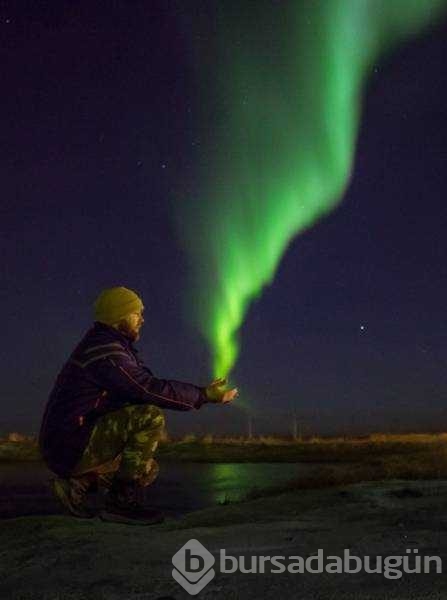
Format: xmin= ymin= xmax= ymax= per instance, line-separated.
xmin=118 ymin=308 xmax=144 ymax=342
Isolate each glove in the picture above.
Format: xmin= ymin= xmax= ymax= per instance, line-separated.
xmin=205 ymin=377 xmax=238 ymax=404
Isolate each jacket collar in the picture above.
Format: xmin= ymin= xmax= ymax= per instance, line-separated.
xmin=92 ymin=321 xmax=135 ymax=350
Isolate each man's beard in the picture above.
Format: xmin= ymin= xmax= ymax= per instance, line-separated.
xmin=118 ymin=321 xmax=140 ymax=342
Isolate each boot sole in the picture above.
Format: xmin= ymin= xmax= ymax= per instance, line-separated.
xmin=99 ymin=509 xmax=164 ymax=526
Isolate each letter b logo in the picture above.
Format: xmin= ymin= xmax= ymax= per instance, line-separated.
xmin=185 ymin=548 xmax=205 ymax=573
xmin=172 ymin=539 xmax=216 ymax=595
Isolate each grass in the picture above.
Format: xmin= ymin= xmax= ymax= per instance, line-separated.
xmin=0 ymin=440 xmax=41 ymax=462
xmin=3 ymin=432 xmax=447 ymax=463
xmin=3 ymin=433 xmax=447 ymax=497
xmin=156 ymin=432 xmax=447 ymax=463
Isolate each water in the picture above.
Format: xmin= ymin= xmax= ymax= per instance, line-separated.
xmin=0 ymin=461 xmax=324 ymax=518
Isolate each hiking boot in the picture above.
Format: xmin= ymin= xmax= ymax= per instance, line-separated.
xmin=98 ymin=471 xmax=114 ymax=490
xmin=51 ymin=476 xmax=96 ymax=519
xmin=100 ymin=478 xmax=164 ymax=525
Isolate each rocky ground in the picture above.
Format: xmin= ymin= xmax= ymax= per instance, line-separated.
xmin=1 ymin=479 xmax=447 ymax=599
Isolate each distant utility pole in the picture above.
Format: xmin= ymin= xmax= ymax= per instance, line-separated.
xmin=247 ymin=415 xmax=254 ymax=439
xmin=292 ymin=407 xmax=302 ymax=441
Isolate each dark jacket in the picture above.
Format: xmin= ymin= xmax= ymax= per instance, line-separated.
xmin=39 ymin=321 xmax=207 ymax=477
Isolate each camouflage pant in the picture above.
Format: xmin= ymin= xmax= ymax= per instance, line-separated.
xmin=71 ymin=404 xmax=165 ymax=487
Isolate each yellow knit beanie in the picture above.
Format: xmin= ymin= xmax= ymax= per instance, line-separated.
xmin=93 ymin=287 xmax=144 ymax=325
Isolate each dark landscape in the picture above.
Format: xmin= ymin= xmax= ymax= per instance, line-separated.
xmin=2 ymin=434 xmax=447 ymax=598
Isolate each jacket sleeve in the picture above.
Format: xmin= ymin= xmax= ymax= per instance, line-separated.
xmin=88 ymin=352 xmax=208 ymax=411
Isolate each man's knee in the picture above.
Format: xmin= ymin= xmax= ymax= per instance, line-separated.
xmin=146 ymin=405 xmax=165 ymax=429
xmin=124 ymin=403 xmax=165 ymax=430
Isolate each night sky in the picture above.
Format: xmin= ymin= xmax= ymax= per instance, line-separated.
xmin=2 ymin=2 xmax=447 ymax=437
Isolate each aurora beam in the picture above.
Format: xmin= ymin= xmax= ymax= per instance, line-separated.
xmin=173 ymin=0 xmax=447 ymax=380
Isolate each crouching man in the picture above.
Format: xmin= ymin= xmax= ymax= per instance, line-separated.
xmin=38 ymin=286 xmax=238 ymax=524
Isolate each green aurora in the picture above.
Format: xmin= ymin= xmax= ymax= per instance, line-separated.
xmin=173 ymin=0 xmax=447 ymax=382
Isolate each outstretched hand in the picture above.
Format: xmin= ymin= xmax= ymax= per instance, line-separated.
xmin=205 ymin=377 xmax=238 ymax=404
